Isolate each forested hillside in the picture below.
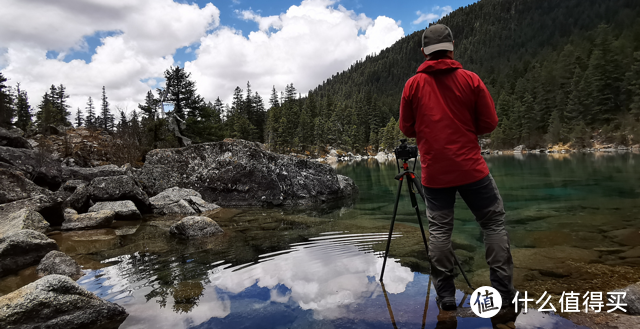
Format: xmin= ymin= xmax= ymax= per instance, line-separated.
xmin=2 ymin=0 xmax=640 ymax=157
xmin=304 ymin=0 xmax=640 ymax=150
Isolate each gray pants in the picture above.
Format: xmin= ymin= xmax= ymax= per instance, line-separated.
xmin=423 ymin=174 xmax=515 ymax=300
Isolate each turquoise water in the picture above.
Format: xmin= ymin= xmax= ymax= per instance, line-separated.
xmin=7 ymin=153 xmax=639 ymax=328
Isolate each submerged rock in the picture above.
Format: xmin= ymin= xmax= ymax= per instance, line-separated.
xmin=37 ymin=250 xmax=84 ymax=280
xmin=0 ymin=208 xmax=49 ymax=237
xmin=149 ymin=187 xmax=220 ymax=215
xmin=0 ymin=230 xmax=58 ymax=277
xmin=88 ymin=200 xmax=141 ymax=221
xmin=137 ymin=139 xmax=358 ymax=207
xmin=61 ymin=209 xmax=115 ymax=230
xmin=0 ymin=274 xmax=128 ymax=328
xmin=0 ymin=127 xmax=32 ymax=149
xmin=169 ymin=216 xmax=224 ymax=239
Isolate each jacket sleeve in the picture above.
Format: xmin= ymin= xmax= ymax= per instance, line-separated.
xmin=399 ymin=80 xmax=417 ymax=138
xmin=474 ymin=78 xmax=498 ymax=135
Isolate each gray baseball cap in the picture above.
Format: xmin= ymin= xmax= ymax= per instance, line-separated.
xmin=422 ymin=24 xmax=454 ymax=54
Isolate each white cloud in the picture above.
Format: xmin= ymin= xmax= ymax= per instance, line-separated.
xmin=188 ymin=0 xmax=404 ymax=106
xmin=0 ymin=0 xmax=219 ymax=114
xmin=413 ymin=5 xmax=453 ymax=25
xmin=0 ymin=0 xmax=403 ymax=118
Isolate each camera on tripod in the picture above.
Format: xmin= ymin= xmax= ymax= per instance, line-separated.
xmin=394 ymin=139 xmax=419 ymax=161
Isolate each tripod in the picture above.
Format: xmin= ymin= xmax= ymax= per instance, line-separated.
xmin=379 ymin=156 xmax=473 ymax=291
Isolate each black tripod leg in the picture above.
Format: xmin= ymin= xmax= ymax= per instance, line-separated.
xmin=407 ymin=177 xmax=429 ymax=254
xmin=380 ymin=178 xmax=403 ymax=282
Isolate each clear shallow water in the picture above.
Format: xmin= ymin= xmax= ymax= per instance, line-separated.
xmin=4 ymin=153 xmax=639 ymax=328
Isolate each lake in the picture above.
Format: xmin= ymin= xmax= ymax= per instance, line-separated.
xmin=3 ymin=152 xmax=639 ymax=328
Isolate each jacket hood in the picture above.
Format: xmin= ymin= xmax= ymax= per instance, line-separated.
xmin=416 ymin=59 xmax=463 ymax=74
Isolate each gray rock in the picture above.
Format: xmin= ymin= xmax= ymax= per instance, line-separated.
xmin=149 ymin=187 xmax=219 ymax=215
xmin=0 ymin=169 xmax=51 ymax=204
xmin=65 ymin=175 xmax=150 ymax=213
xmin=88 ymin=200 xmax=141 ymax=221
xmin=0 ymin=146 xmax=68 ymax=190
xmin=0 ymin=127 xmax=32 ymax=149
xmin=61 ymin=210 xmax=115 ymax=230
xmin=186 ymin=196 xmax=220 ymax=213
xmin=37 ymin=250 xmax=84 ymax=280
xmin=337 ymin=174 xmax=357 ymax=198
xmin=149 ymin=187 xmax=201 ymax=208
xmin=0 ymin=193 xmax=65 ymax=226
xmin=169 ymin=216 xmax=224 ymax=239
xmin=0 ymin=209 xmax=49 ymax=237
xmin=162 ymin=199 xmax=198 ymax=215
xmin=67 ymin=164 xmax=128 ymax=182
xmin=56 ymin=179 xmax=88 ymax=201
xmin=613 ymin=282 xmax=640 ymax=315
xmin=61 ymin=180 xmax=88 ymax=193
xmin=0 ymin=229 xmax=58 ymax=277
xmin=136 ymin=139 xmax=358 ymax=207
xmin=0 ymin=274 xmax=128 ymax=328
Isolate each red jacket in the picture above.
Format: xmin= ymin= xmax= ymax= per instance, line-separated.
xmin=399 ymin=59 xmax=497 ymax=188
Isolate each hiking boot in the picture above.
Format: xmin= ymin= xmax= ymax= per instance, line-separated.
xmin=436 ymin=296 xmax=457 ymax=311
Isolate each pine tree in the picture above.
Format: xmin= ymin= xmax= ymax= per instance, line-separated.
xmin=0 ymin=73 xmax=13 ymax=129
xmin=75 ymin=107 xmax=83 ymax=127
xmin=252 ymin=92 xmax=266 ymax=142
xmin=565 ymin=67 xmax=586 ymax=125
xmin=54 ymin=84 xmax=71 ymax=126
xmin=100 ymin=86 xmax=112 ymax=132
xmin=85 ymin=96 xmax=96 ymax=128
xmin=545 ymin=109 xmax=564 ymax=145
xmin=627 ymin=52 xmax=640 ymax=119
xmin=14 ymin=83 xmax=32 ymax=132
xmin=35 ymin=91 xmax=58 ymax=132
xmin=118 ymin=110 xmax=128 ymax=132
xmin=163 ymin=66 xmax=204 ymax=120
xmin=582 ymin=25 xmax=616 ymax=125
xmin=269 ymin=86 xmax=280 ymax=108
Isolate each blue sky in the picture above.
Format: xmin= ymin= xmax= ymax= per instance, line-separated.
xmin=54 ymin=0 xmax=475 ymax=66
xmin=1 ymin=0 xmax=477 ymax=112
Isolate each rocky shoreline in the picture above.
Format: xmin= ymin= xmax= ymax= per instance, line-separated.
xmin=0 ymin=127 xmax=358 ymax=328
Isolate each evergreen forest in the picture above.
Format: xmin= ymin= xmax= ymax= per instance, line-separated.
xmin=1 ymin=0 xmax=640 ymax=156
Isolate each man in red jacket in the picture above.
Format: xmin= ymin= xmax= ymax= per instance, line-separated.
xmin=399 ymin=24 xmax=516 ymax=311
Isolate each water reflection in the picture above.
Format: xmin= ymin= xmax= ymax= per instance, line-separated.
xmin=79 ymin=231 xmax=414 ymax=328
xmin=4 ymin=153 xmax=637 ymax=328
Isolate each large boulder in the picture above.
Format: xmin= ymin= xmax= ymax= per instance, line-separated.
xmin=0 ymin=209 xmax=49 ymax=237
xmin=61 ymin=209 xmax=115 ymax=230
xmin=0 ymin=127 xmax=32 ymax=149
xmin=0 ymin=230 xmax=58 ymax=277
xmin=0 ymin=274 xmax=128 ymax=328
xmin=88 ymin=200 xmax=142 ymax=221
xmin=136 ymin=139 xmax=358 ymax=207
xmin=0 ymin=146 xmax=68 ymax=190
xmin=149 ymin=187 xmax=220 ymax=215
xmin=169 ymin=216 xmax=224 ymax=239
xmin=65 ymin=175 xmax=150 ymax=213
xmin=36 ymin=250 xmax=84 ymax=280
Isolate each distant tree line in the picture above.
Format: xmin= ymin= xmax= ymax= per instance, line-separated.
xmin=2 ymin=0 xmax=640 ymax=155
